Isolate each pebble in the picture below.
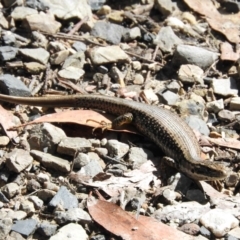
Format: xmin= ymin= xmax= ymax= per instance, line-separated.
xmin=205 ymin=99 xmax=224 ymax=113
xmin=2 ymin=182 xmax=19 ymax=199
xmin=0 ymin=74 xmax=31 ymax=96
xmin=128 ymin=147 xmax=153 ymax=169
xmin=48 ymin=186 xmax=78 ymax=210
xmin=153 ymin=201 xmax=210 ymax=224
xmin=154 ymin=26 xmax=182 ymax=53
xmin=158 ymin=90 xmax=179 ymax=106
xmin=78 ymin=158 xmax=103 ymax=177
xmin=18 ymin=48 xmax=50 ymax=65
xmin=106 ymin=139 xmax=129 ymax=159
xmin=30 ymin=150 xmax=71 ymax=173
xmin=11 ymin=218 xmax=38 ymax=237
xmin=37 ymin=221 xmax=58 ymax=238
xmin=185 ymin=115 xmax=210 ymax=136
xmin=6 ymin=149 xmax=33 ymax=173
xmin=88 ymin=45 xmax=130 ymax=65
xmin=0 ymin=46 xmax=18 ymax=61
xmin=172 ymin=45 xmax=218 ymax=69
xmin=54 ymin=208 xmax=91 ymax=224
xmin=218 ymin=109 xmax=235 ymax=122
xmin=91 ymin=21 xmax=126 ymax=44
xmin=123 ymin=27 xmax=141 ymax=42
xmin=57 ymin=137 xmax=92 ymax=156
xmin=200 ymin=209 xmax=238 ymax=237
xmin=178 ymin=64 xmax=204 ymax=84
xmin=49 ymin=223 xmax=88 ymax=240
xmin=0 ymin=218 xmax=12 ymax=239
xmin=178 ymin=223 xmax=200 ymax=236
xmin=212 ymin=77 xmax=238 ymax=97
xmin=230 ymin=97 xmax=240 ymax=110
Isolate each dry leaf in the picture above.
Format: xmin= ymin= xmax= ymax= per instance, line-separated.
xmin=0 ymin=105 xmax=18 ymax=139
xmin=208 ymin=137 xmax=240 ymax=150
xmin=15 ymin=109 xmax=138 ymax=133
xmin=184 ymin=0 xmax=240 ymax=43
xmin=220 ymin=42 xmax=239 ymax=61
xmin=87 ymin=196 xmax=194 ymax=240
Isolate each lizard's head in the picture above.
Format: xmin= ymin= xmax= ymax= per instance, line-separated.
xmin=187 ymin=161 xmax=228 ymax=181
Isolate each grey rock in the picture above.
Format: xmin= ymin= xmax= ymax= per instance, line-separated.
xmin=153 ymin=201 xmax=210 ymax=224
xmin=200 ymin=226 xmax=211 ymax=238
xmin=54 ymin=208 xmax=91 ymax=224
xmin=30 ymin=150 xmax=71 ymax=173
xmin=200 ymin=209 xmax=238 ymax=237
xmin=158 ymin=90 xmax=179 ymax=106
xmin=154 ymin=26 xmax=182 ymax=53
xmin=6 ymin=149 xmax=33 ymax=173
xmin=0 ymin=218 xmax=12 ymax=239
xmin=37 ymin=221 xmax=57 ymax=237
xmin=205 ymin=99 xmax=224 ymax=113
xmin=28 ymin=196 xmax=44 ymax=210
xmin=58 ymin=66 xmax=85 ymax=81
xmin=11 ymin=6 xmax=38 ymax=20
xmin=32 ymin=31 xmax=48 ymax=48
xmin=91 ymin=21 xmax=126 ymax=44
xmin=20 ymin=200 xmax=35 ymax=216
xmin=57 ymin=137 xmax=92 ymax=156
xmin=28 ymin=123 xmax=66 ymax=154
xmin=73 ymin=152 xmax=90 ymax=169
xmin=79 ymin=158 xmax=103 ymax=177
xmin=72 ymin=41 xmax=87 ymax=52
xmin=155 ymin=0 xmax=180 ymax=16
xmin=62 ymin=51 xmax=85 ymax=69
xmin=172 ymin=45 xmax=219 ymax=69
xmin=11 ymin=218 xmax=38 ymax=237
xmin=2 ymin=34 xmax=16 ymax=47
xmin=185 ymin=115 xmax=210 ymax=136
xmin=212 ymin=77 xmax=238 ymax=97
xmin=106 ymin=139 xmax=129 ymax=159
xmin=123 ymin=27 xmax=141 ymax=42
xmin=167 ymin=80 xmax=181 ymax=93
xmin=18 ymin=48 xmax=50 ymax=65
xmin=49 ymin=186 xmax=78 ymax=210
xmin=1 ymin=183 xmax=19 ymax=199
xmin=49 ymin=223 xmax=88 ymax=240
xmin=88 ymin=45 xmax=130 ymax=65
xmin=128 ymin=147 xmax=153 ymax=169
xmin=0 ymin=74 xmax=31 ymax=96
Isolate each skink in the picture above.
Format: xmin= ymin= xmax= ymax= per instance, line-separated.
xmin=0 ymin=93 xmax=227 ymax=180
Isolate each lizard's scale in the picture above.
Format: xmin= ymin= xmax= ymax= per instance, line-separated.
xmin=0 ymin=93 xmax=227 ymax=180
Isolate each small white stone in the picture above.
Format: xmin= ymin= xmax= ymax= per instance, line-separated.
xmin=200 ymin=209 xmax=238 ymax=237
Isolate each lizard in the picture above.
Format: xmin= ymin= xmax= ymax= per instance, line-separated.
xmin=0 ymin=93 xmax=228 ymax=181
